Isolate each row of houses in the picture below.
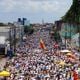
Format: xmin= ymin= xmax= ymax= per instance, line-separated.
xmin=55 ymin=20 xmax=80 ymax=50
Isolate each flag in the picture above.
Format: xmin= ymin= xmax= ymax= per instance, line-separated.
xmin=73 ymin=70 xmax=78 ymax=80
xmin=40 ymin=38 xmax=46 ymax=50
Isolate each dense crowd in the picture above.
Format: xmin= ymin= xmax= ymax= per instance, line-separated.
xmin=1 ymin=29 xmax=80 ymax=80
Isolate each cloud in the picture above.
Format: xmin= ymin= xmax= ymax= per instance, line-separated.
xmin=0 ymin=0 xmax=72 ymax=23
xmin=0 ymin=0 xmax=15 ymax=12
xmin=0 ymin=0 xmax=72 ymax=13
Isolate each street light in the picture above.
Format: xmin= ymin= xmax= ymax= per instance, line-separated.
xmin=64 ymin=23 xmax=67 ymax=49
xmin=9 ymin=27 xmax=11 ymax=49
xmin=13 ymin=25 xmax=16 ymax=53
xmin=8 ymin=23 xmax=13 ymax=50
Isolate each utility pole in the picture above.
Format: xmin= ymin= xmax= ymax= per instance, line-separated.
xmin=69 ymin=22 xmax=72 ymax=48
xmin=9 ymin=27 xmax=11 ymax=49
xmin=13 ymin=25 xmax=16 ymax=53
xmin=64 ymin=23 xmax=68 ymax=49
xmin=8 ymin=23 xmax=12 ymax=50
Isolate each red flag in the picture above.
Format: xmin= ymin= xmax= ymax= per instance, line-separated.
xmin=40 ymin=38 xmax=46 ymax=50
xmin=73 ymin=70 xmax=78 ymax=80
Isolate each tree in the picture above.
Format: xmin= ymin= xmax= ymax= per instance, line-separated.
xmin=0 ymin=23 xmax=6 ymax=26
xmin=62 ymin=0 xmax=80 ymax=48
xmin=51 ymin=27 xmax=61 ymax=42
xmin=62 ymin=0 xmax=80 ymax=23
xmin=53 ymin=31 xmax=61 ymax=42
xmin=24 ymin=24 xmax=34 ymax=35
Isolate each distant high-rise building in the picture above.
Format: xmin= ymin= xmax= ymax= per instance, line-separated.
xmin=17 ymin=18 xmax=30 ymax=26
xmin=42 ymin=19 xmax=44 ymax=25
xmin=18 ymin=18 xmax=21 ymax=22
xmin=22 ymin=18 xmax=27 ymax=25
xmin=18 ymin=18 xmax=22 ymax=25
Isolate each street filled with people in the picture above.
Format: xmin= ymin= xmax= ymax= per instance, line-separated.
xmin=1 ymin=28 xmax=80 ymax=80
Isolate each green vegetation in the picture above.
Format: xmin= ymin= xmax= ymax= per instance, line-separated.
xmin=24 ymin=24 xmax=34 ymax=35
xmin=0 ymin=23 xmax=6 ymax=26
xmin=53 ymin=30 xmax=61 ymax=42
xmin=62 ymin=0 xmax=80 ymax=23
xmin=50 ymin=27 xmax=61 ymax=42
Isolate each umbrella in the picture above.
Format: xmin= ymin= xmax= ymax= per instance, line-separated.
xmin=68 ymin=58 xmax=76 ymax=62
xmin=55 ymin=61 xmax=60 ymax=64
xmin=59 ymin=61 xmax=66 ymax=66
xmin=66 ymin=53 xmax=72 ymax=56
xmin=66 ymin=53 xmax=76 ymax=59
xmin=66 ymin=63 xmax=72 ymax=66
xmin=0 ymin=71 xmax=10 ymax=77
xmin=60 ymin=50 xmax=71 ymax=53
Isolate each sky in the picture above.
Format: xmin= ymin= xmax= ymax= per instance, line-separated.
xmin=0 ymin=0 xmax=72 ymax=23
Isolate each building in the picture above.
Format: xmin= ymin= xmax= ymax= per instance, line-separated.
xmin=60 ymin=23 xmax=78 ymax=39
xmin=55 ymin=20 xmax=63 ymax=31
xmin=13 ymin=22 xmax=24 ymax=46
xmin=18 ymin=18 xmax=30 ymax=26
xmin=0 ymin=23 xmax=24 ymax=55
xmin=54 ymin=20 xmax=80 ymax=49
xmin=55 ymin=21 xmax=78 ymax=41
xmin=0 ymin=26 xmax=12 ymax=55
xmin=0 ymin=26 xmax=10 ymax=39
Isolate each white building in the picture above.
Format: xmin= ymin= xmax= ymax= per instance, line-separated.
xmin=0 ymin=24 xmax=24 ymax=54
xmin=0 ymin=26 xmax=11 ymax=55
xmin=0 ymin=26 xmax=10 ymax=39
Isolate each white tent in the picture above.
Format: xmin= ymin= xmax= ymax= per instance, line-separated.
xmin=0 ymin=36 xmax=6 ymax=44
xmin=60 ymin=50 xmax=71 ymax=53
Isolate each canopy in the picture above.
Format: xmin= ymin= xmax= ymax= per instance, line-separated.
xmin=60 ymin=50 xmax=71 ymax=53
xmin=0 ymin=71 xmax=10 ymax=77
